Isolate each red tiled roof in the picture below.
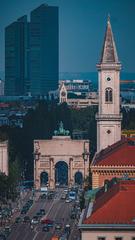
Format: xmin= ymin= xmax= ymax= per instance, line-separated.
xmin=84 ymin=180 xmax=135 ymax=224
xmin=92 ymin=139 xmax=135 ymax=166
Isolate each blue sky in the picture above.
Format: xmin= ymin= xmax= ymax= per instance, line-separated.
xmin=0 ymin=0 xmax=135 ymax=72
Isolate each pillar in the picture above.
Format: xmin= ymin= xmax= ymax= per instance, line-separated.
xmin=49 ymin=158 xmax=55 ymax=189
xmin=69 ymin=158 xmax=73 ymax=187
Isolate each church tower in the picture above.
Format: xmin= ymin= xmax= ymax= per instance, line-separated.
xmin=96 ymin=16 xmax=122 ymax=152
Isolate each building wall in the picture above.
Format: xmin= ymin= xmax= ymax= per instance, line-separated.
xmin=0 ymin=141 xmax=8 ymax=175
xmin=98 ymin=70 xmax=120 ymax=115
xmin=34 ymin=136 xmax=89 ymax=189
xmin=30 ymin=4 xmax=59 ymax=95
xmin=97 ymin=120 xmax=121 ymax=152
xmin=97 ymin=67 xmax=121 ymax=152
xmin=82 ymin=230 xmax=135 ymax=240
xmin=92 ymin=169 xmax=135 ymax=189
xmin=5 ymin=16 xmax=29 ymax=96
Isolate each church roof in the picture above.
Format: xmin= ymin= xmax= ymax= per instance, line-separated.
xmin=99 ymin=16 xmax=119 ymax=64
xmin=92 ymin=138 xmax=135 ymax=167
xmin=84 ymin=180 xmax=135 ymax=224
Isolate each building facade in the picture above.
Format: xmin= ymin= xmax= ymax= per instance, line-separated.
xmin=34 ymin=122 xmax=89 ymax=189
xmin=59 ymin=81 xmax=98 ymax=108
xmin=79 ymin=179 xmax=135 ymax=240
xmin=5 ymin=4 xmax=58 ymax=96
xmin=0 ymin=141 xmax=8 ymax=175
xmin=29 ymin=4 xmax=59 ymax=95
xmin=96 ymin=17 xmax=122 ymax=152
xmin=91 ymin=138 xmax=135 ymax=189
xmin=5 ymin=16 xmax=29 ymax=96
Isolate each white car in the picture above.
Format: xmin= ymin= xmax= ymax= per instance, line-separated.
xmin=31 ymin=217 xmax=39 ymax=224
xmin=65 ymin=199 xmax=72 ymax=203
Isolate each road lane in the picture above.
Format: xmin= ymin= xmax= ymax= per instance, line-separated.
xmin=7 ymin=188 xmax=81 ymax=240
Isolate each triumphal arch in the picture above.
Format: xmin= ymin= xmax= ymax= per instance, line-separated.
xmin=34 ymin=122 xmax=90 ymax=189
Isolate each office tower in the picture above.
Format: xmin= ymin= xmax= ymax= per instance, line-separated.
xmin=29 ymin=4 xmax=59 ymax=95
xmin=5 ymin=16 xmax=29 ymax=96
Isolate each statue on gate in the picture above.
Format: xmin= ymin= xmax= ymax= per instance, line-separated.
xmin=54 ymin=121 xmax=70 ymax=136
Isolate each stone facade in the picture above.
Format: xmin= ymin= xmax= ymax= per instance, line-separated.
xmin=34 ymin=135 xmax=89 ymax=189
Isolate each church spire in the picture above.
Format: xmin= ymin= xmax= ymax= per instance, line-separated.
xmin=100 ymin=15 xmax=119 ymax=64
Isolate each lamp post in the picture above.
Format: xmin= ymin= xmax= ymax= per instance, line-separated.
xmin=34 ymin=151 xmax=40 ymax=190
xmin=82 ymin=141 xmax=90 ymax=186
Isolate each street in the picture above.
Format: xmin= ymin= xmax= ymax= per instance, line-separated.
xmin=6 ymin=188 xmax=80 ymax=240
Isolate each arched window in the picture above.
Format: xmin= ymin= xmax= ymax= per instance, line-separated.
xmin=105 ymin=88 xmax=113 ymax=102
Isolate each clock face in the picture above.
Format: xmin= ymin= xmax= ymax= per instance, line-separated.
xmin=61 ymin=91 xmax=66 ymax=97
xmin=106 ymin=76 xmax=111 ymax=81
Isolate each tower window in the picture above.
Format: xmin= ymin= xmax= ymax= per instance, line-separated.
xmin=105 ymin=87 xmax=113 ymax=103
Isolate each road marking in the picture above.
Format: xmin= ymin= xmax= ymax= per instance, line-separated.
xmin=32 ymin=226 xmax=38 ymax=240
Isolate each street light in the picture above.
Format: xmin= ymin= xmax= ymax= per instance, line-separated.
xmin=82 ymin=141 xmax=90 ymax=186
xmin=34 ymin=150 xmax=41 ymax=191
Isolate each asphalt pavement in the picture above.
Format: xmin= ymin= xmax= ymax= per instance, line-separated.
xmin=6 ymin=188 xmax=81 ymax=240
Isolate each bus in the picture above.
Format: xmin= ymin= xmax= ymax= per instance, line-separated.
xmin=68 ymin=191 xmax=76 ymax=200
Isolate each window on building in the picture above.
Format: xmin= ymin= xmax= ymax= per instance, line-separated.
xmin=105 ymin=87 xmax=113 ymax=103
xmin=115 ymin=237 xmax=123 ymax=240
xmin=98 ymin=237 xmax=106 ymax=240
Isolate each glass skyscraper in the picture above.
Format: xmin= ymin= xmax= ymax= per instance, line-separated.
xmin=5 ymin=15 xmax=29 ymax=96
xmin=5 ymin=4 xmax=59 ymax=96
xmin=29 ymin=4 xmax=59 ymax=95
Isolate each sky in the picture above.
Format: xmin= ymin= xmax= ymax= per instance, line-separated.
xmin=0 ymin=0 xmax=135 ymax=73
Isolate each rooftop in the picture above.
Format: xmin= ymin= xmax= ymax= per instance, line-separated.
xmin=84 ymin=180 xmax=135 ymax=224
xmin=92 ymin=138 xmax=135 ymax=167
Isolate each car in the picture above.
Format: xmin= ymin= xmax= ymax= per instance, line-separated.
xmin=40 ymin=209 xmax=45 ymax=215
xmin=65 ymin=224 xmax=71 ymax=234
xmin=60 ymin=234 xmax=68 ymax=240
xmin=65 ymin=199 xmax=72 ymax=203
xmin=4 ymin=226 xmax=11 ymax=236
xmin=55 ymin=223 xmax=62 ymax=230
xmin=41 ymin=218 xmax=53 ymax=226
xmin=23 ymin=216 xmax=31 ymax=223
xmin=21 ymin=209 xmax=27 ymax=214
xmin=15 ymin=217 xmax=22 ymax=223
xmin=36 ymin=212 xmax=42 ymax=218
xmin=40 ymin=194 xmax=46 ymax=199
xmin=64 ymin=189 xmax=68 ymax=193
xmin=61 ymin=194 xmax=66 ymax=200
xmin=31 ymin=216 xmax=39 ymax=224
xmin=0 ymin=233 xmax=6 ymax=240
xmin=42 ymin=225 xmax=49 ymax=232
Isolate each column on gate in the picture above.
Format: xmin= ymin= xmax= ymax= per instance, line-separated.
xmin=69 ymin=158 xmax=73 ymax=187
xmin=49 ymin=158 xmax=55 ymax=189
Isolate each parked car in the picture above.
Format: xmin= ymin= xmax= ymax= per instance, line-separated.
xmin=0 ymin=233 xmax=6 ymax=240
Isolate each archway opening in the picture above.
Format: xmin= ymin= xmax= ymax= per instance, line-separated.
xmin=40 ymin=171 xmax=48 ymax=186
xmin=75 ymin=171 xmax=83 ymax=185
xmin=55 ymin=161 xmax=68 ymax=186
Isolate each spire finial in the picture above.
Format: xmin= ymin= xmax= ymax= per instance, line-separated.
xmin=108 ymin=13 xmax=110 ymax=22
